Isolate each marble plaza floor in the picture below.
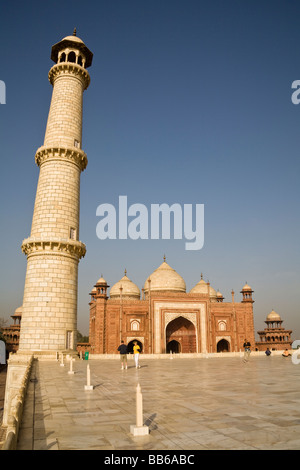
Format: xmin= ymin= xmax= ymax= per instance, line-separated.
xmin=16 ymin=354 xmax=300 ymax=450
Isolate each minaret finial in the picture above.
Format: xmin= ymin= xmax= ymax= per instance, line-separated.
xmin=73 ymin=28 xmax=77 ymax=36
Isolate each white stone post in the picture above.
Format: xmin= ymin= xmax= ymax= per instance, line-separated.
xmin=130 ymin=383 xmax=149 ymax=436
xmin=84 ymin=364 xmax=93 ymax=390
xmin=60 ymin=354 xmax=64 ymax=367
xmin=68 ymin=358 xmax=74 ymax=375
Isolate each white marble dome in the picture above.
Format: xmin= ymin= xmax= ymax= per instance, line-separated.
xmin=110 ymin=271 xmax=140 ymax=299
xmin=144 ymin=259 xmax=186 ymax=293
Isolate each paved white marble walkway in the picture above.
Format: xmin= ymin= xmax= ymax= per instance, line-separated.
xmin=17 ymin=355 xmax=300 ymax=450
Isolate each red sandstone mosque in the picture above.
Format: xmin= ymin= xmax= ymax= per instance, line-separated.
xmin=88 ymin=257 xmax=257 ymax=354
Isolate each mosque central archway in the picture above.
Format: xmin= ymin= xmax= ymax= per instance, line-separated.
xmin=166 ymin=316 xmax=196 ymax=353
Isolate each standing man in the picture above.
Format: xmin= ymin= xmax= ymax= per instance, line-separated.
xmin=133 ymin=341 xmax=141 ymax=369
xmin=118 ymin=340 xmax=128 ymax=370
xmin=243 ymin=338 xmax=251 ymax=362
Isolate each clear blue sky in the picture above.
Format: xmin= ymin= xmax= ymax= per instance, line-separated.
xmin=0 ymin=0 xmax=299 ymax=339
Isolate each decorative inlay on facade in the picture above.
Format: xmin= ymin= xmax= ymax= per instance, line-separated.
xmin=216 ymin=335 xmax=231 ymax=344
xmin=21 ymin=237 xmax=86 ymax=260
xmin=35 ymin=146 xmax=88 ymax=171
xmin=48 ymin=62 xmax=90 ymax=89
xmin=164 ymin=311 xmax=197 ymax=329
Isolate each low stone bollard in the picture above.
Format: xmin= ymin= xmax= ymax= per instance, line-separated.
xmin=130 ymin=383 xmax=149 ymax=436
xmin=68 ymin=358 xmax=75 ymax=375
xmin=84 ymin=364 xmax=93 ymax=390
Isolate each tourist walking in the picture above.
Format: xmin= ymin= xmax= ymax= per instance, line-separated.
xmin=117 ymin=340 xmax=128 ymax=369
xmin=133 ymin=341 xmax=141 ymax=368
xmin=243 ymin=339 xmax=251 ymax=362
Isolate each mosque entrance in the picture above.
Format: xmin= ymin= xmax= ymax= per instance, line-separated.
xmin=127 ymin=339 xmax=143 ymax=354
xmin=166 ymin=316 xmax=196 ymax=353
xmin=217 ymin=339 xmax=230 ymax=352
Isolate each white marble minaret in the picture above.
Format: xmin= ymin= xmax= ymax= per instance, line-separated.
xmin=18 ymin=30 xmax=93 ymax=354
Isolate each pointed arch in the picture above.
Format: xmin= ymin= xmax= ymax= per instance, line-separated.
xmin=165 ymin=316 xmax=196 ymax=353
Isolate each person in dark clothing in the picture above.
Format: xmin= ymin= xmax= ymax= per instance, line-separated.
xmin=118 ymin=340 xmax=128 ymax=369
xmin=265 ymin=348 xmax=271 ymax=356
xmin=243 ymin=339 xmax=251 ymax=362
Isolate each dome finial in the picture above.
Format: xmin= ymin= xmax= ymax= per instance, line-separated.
xmin=124 ymin=268 xmax=127 ymax=276
xmin=73 ymin=28 xmax=77 ymax=36
xmin=163 ymin=254 xmax=166 ymax=262
xmin=201 ymin=273 xmax=203 ymax=279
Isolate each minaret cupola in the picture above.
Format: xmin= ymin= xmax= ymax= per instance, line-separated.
xmin=51 ymin=28 xmax=93 ymax=68
xmin=240 ymin=282 xmax=254 ymax=303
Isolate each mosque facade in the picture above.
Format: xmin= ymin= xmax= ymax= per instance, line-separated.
xmin=88 ymin=258 xmax=256 ymax=354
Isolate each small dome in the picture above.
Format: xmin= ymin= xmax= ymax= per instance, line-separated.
xmin=13 ymin=306 xmax=22 ymax=316
xmin=242 ymin=282 xmax=252 ymax=291
xmin=144 ymin=259 xmax=186 ymax=293
xmin=217 ymin=290 xmax=223 ymax=298
xmin=190 ymin=275 xmax=217 ymax=299
xmin=96 ymin=276 xmax=107 ymax=285
xmin=266 ymin=309 xmax=281 ymax=321
xmin=62 ymin=35 xmax=84 ymax=44
xmin=189 ymin=277 xmax=207 ymax=294
xmin=110 ymin=271 xmax=140 ymax=299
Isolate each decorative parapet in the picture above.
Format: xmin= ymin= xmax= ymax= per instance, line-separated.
xmin=1 ymin=355 xmax=34 ymax=450
xmin=48 ymin=62 xmax=90 ymax=89
xmin=35 ymin=146 xmax=88 ymax=171
xmin=21 ymin=237 xmax=86 ymax=260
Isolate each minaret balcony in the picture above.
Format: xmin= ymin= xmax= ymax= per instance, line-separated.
xmin=21 ymin=237 xmax=86 ymax=260
xmin=35 ymin=146 xmax=88 ymax=171
xmin=48 ymin=62 xmax=90 ymax=89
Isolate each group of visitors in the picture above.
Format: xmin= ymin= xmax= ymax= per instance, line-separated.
xmin=243 ymin=340 xmax=292 ymax=361
xmin=265 ymin=347 xmax=292 ymax=357
xmin=117 ymin=340 xmax=141 ymax=369
xmin=118 ymin=338 xmax=292 ymax=368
